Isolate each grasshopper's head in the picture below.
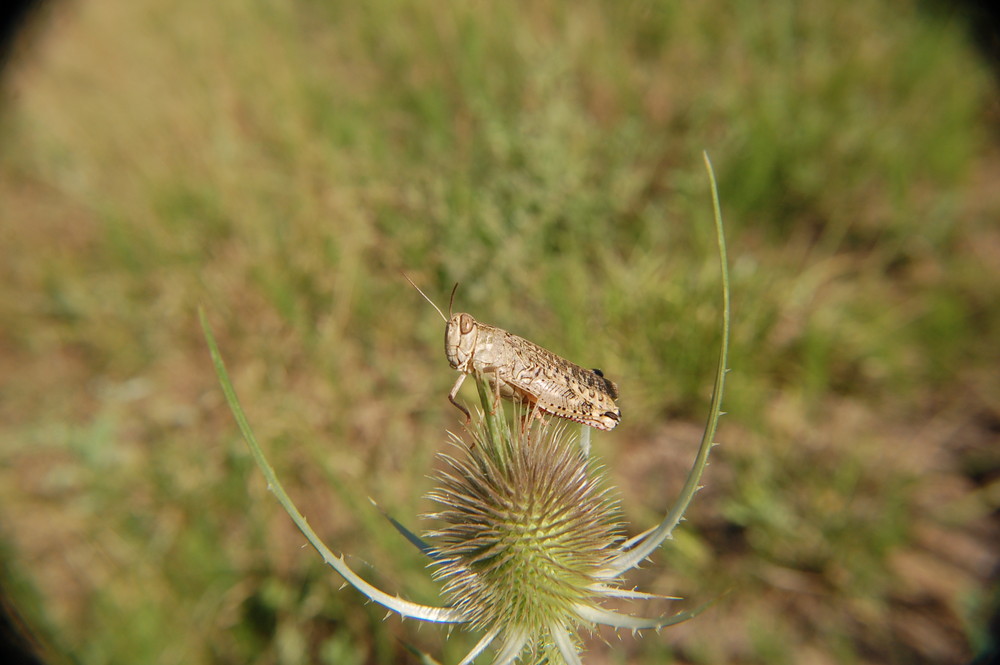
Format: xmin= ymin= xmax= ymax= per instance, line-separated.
xmin=403 ymin=274 xmax=475 ymax=371
xmin=445 ymin=313 xmax=478 ymax=371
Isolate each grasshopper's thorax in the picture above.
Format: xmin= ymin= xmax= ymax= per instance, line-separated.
xmin=445 ymin=313 xmax=478 ymax=371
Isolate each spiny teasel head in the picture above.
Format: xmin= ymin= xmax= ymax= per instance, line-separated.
xmin=423 ymin=386 xmax=626 ymax=650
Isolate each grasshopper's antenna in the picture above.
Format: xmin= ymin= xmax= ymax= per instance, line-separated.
xmin=402 ymin=272 xmax=448 ymax=323
xmin=448 ymin=282 xmax=459 ymax=318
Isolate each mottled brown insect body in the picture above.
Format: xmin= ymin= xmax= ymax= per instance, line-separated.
xmin=405 ymin=274 xmax=621 ymax=431
xmin=444 ymin=312 xmax=621 ymax=431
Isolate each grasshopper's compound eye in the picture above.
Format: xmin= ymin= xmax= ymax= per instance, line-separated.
xmin=459 ymin=313 xmax=476 ymax=335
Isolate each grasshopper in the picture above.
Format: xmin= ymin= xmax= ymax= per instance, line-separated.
xmin=406 ymin=275 xmax=621 ymax=431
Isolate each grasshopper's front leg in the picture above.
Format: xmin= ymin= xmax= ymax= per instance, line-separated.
xmin=448 ymin=372 xmax=471 ymax=424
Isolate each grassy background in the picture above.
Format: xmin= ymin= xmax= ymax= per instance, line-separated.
xmin=1 ymin=0 xmax=998 ymax=663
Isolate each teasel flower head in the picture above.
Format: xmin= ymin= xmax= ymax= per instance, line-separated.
xmin=424 ymin=385 xmax=627 ymax=653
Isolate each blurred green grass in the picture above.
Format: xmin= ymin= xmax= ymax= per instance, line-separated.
xmin=1 ymin=0 xmax=998 ymax=663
